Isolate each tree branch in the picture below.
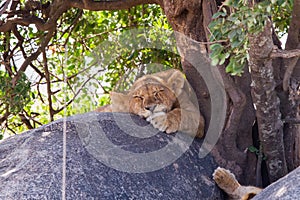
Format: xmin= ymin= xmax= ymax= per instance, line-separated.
xmin=42 ymin=49 xmax=55 ymax=121
xmin=282 ymin=0 xmax=300 ymax=91
xmin=0 ymin=0 xmax=12 ymax=16
xmin=69 ymin=0 xmax=160 ymax=11
xmin=18 ymin=113 xmax=34 ymax=129
xmin=11 ymin=28 xmax=55 ymax=86
xmin=0 ymin=16 xmax=52 ymax=32
xmin=217 ymin=65 xmax=247 ymax=163
xmin=270 ymin=48 xmax=300 ymax=59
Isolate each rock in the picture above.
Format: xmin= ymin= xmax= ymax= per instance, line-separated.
xmin=253 ymin=166 xmax=300 ymax=200
xmin=0 ymin=112 xmax=223 ymax=200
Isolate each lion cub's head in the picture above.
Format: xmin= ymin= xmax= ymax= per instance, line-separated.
xmin=109 ymin=69 xmax=185 ymax=118
xmin=129 ymin=84 xmax=177 ymax=118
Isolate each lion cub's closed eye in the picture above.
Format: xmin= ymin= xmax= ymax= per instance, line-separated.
xmin=95 ymin=69 xmax=205 ymax=138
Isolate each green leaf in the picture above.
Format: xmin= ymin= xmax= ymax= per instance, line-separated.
xmin=68 ymin=65 xmax=75 ymax=70
xmin=210 ymin=43 xmax=223 ymax=51
xmin=212 ymin=11 xmax=227 ymax=19
xmin=219 ymin=52 xmax=230 ymax=65
xmin=225 ymin=62 xmax=233 ymax=73
xmin=211 ymin=57 xmax=219 ymax=66
xmin=228 ymin=30 xmax=237 ymax=40
xmin=231 ymin=40 xmax=242 ymax=48
xmin=248 ymin=146 xmax=259 ymax=153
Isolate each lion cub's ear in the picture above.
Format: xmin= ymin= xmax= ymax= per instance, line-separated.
xmin=167 ymin=70 xmax=185 ymax=96
xmin=110 ymin=91 xmax=130 ymax=112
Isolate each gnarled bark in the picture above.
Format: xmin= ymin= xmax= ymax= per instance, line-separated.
xmin=282 ymin=0 xmax=300 ymax=170
xmin=248 ymin=20 xmax=288 ymax=183
xmin=161 ymin=0 xmax=257 ymax=185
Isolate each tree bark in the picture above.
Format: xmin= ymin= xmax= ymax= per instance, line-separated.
xmin=248 ymin=20 xmax=288 ymax=183
xmin=281 ymin=0 xmax=300 ymax=170
xmin=161 ymin=0 xmax=257 ymax=184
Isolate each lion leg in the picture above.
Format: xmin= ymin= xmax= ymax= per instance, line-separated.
xmin=213 ymin=167 xmax=262 ymax=200
xmin=95 ymin=105 xmax=112 ymax=112
xmin=176 ymin=108 xmax=204 ymax=138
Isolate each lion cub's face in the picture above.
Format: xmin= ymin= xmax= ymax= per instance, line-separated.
xmin=129 ymin=84 xmax=177 ymax=118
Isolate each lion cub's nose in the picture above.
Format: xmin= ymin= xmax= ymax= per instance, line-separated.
xmin=145 ymin=105 xmax=156 ymax=112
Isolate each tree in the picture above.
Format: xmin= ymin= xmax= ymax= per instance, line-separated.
xmin=1 ymin=0 xmax=299 ymax=187
xmin=0 ymin=1 xmax=180 ymax=135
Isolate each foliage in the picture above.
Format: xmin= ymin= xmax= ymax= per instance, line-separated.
xmin=0 ymin=71 xmax=32 ymax=114
xmin=208 ymin=0 xmax=293 ymax=75
xmin=0 ymin=3 xmax=180 ymax=138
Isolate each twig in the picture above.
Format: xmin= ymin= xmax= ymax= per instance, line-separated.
xmin=18 ymin=113 xmax=34 ymax=129
xmin=197 ymin=39 xmax=228 ymax=45
xmin=62 ymin=9 xmax=83 ymax=46
xmin=42 ymin=49 xmax=54 ymax=121
xmin=270 ymin=47 xmax=300 ymax=91
xmin=0 ymin=0 xmax=12 ymax=16
xmin=12 ymin=28 xmax=55 ymax=86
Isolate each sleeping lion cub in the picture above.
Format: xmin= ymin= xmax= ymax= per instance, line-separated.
xmin=95 ymin=69 xmax=205 ymax=138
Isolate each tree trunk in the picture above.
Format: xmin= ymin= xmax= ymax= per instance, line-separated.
xmin=281 ymin=0 xmax=300 ymax=171
xmin=248 ymin=20 xmax=288 ymax=182
xmin=161 ymin=0 xmax=258 ymax=185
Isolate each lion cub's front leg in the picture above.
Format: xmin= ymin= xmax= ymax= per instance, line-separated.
xmin=213 ymin=167 xmax=262 ymax=200
xmin=147 ymin=108 xmax=204 ymax=138
xmin=146 ymin=109 xmax=180 ymax=134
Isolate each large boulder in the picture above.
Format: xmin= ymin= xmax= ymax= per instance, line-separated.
xmin=0 ymin=112 xmax=222 ymax=199
xmin=253 ymin=166 xmax=300 ymax=200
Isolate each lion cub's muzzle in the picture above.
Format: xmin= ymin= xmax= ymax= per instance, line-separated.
xmin=145 ymin=104 xmax=168 ymax=113
xmin=139 ymin=104 xmax=168 ymax=119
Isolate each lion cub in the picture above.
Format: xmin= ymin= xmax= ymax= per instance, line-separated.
xmin=213 ymin=167 xmax=262 ymax=200
xmin=95 ymin=69 xmax=205 ymax=138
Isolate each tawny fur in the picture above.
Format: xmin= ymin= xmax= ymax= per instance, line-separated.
xmin=96 ymin=69 xmax=205 ymax=138
xmin=213 ymin=167 xmax=262 ymax=200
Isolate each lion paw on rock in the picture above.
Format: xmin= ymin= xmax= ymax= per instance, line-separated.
xmin=146 ymin=111 xmax=179 ymax=134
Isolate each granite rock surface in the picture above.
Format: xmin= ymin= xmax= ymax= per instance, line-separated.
xmin=0 ymin=112 xmax=223 ymax=200
xmin=253 ymin=166 xmax=300 ymax=200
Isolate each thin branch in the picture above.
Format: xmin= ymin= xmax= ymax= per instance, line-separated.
xmin=197 ymin=39 xmax=228 ymax=45
xmin=69 ymin=0 xmax=160 ymax=11
xmin=36 ymin=77 xmax=46 ymax=104
xmin=23 ymin=110 xmax=43 ymax=128
xmin=55 ymin=68 xmax=105 ymax=114
xmin=43 ymin=49 xmax=54 ymax=121
xmin=282 ymin=0 xmax=300 ymax=91
xmin=282 ymin=45 xmax=300 ymax=91
xmin=0 ymin=110 xmax=10 ymax=124
xmin=0 ymin=0 xmax=12 ymax=17
xmin=18 ymin=113 xmax=34 ymax=129
xmin=12 ymin=28 xmax=55 ymax=86
xmin=270 ymin=48 xmax=300 ymax=59
xmin=61 ymin=9 xmax=83 ymax=46
xmin=0 ymin=16 xmax=53 ymax=32
xmin=6 ymin=123 xmax=16 ymax=134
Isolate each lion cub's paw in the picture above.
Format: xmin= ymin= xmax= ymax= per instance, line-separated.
xmin=146 ymin=112 xmax=179 ymax=133
xmin=213 ymin=167 xmax=240 ymax=195
xmin=147 ymin=112 xmax=168 ymax=132
xmin=213 ymin=167 xmax=262 ymax=200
